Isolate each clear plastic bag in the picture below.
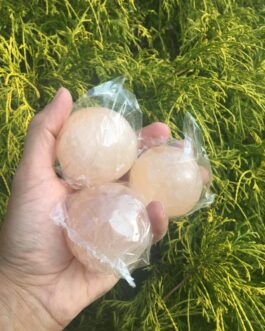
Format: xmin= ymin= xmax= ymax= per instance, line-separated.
xmin=74 ymin=77 xmax=142 ymax=131
xmin=129 ymin=112 xmax=215 ymax=218
xmin=51 ymin=183 xmax=152 ymax=287
xmin=56 ymin=77 xmax=142 ymax=188
xmin=52 ymin=78 xmax=215 ymax=288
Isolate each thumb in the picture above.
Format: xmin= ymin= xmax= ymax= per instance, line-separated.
xmin=21 ymin=87 xmax=73 ymax=176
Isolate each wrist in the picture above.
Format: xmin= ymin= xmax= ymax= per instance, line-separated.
xmin=0 ymin=271 xmax=62 ymax=331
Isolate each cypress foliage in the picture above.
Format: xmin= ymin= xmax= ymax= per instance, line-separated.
xmin=0 ymin=1 xmax=264 ymax=330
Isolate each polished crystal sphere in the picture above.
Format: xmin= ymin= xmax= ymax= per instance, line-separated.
xmin=64 ymin=183 xmax=152 ymax=283
xmin=129 ymin=145 xmax=204 ymax=217
xmin=56 ymin=107 xmax=138 ymax=186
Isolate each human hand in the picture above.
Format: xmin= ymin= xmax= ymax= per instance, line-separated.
xmin=0 ymin=88 xmax=170 ymax=330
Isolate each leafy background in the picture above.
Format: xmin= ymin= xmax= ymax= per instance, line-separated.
xmin=0 ymin=0 xmax=264 ymax=330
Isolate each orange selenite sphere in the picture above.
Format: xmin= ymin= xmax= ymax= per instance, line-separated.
xmin=130 ymin=145 xmax=204 ymax=217
xmin=56 ymin=107 xmax=138 ymax=186
xmin=63 ymin=183 xmax=152 ymax=283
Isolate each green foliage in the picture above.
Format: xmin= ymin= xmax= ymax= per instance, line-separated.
xmin=0 ymin=0 xmax=264 ymax=330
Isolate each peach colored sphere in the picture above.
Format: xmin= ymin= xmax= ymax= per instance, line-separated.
xmin=130 ymin=145 xmax=204 ymax=218
xmin=56 ymin=107 xmax=138 ymax=186
xmin=64 ymin=183 xmax=152 ymax=276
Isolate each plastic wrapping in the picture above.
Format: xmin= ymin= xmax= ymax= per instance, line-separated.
xmin=52 ymin=78 xmax=215 ymax=288
xmin=56 ymin=77 xmax=142 ymax=188
xmin=51 ymin=183 xmax=152 ymax=287
xmin=74 ymin=77 xmax=142 ymax=131
xmin=129 ymin=113 xmax=215 ymax=218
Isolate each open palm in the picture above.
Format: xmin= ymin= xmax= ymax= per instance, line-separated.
xmin=0 ymin=88 xmax=169 ymax=329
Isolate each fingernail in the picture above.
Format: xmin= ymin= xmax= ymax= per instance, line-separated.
xmin=158 ymin=201 xmax=167 ymax=220
xmin=199 ymin=166 xmax=210 ymax=185
xmin=53 ymin=87 xmax=64 ymax=102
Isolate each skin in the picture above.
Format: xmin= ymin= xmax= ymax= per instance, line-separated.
xmin=0 ymin=88 xmax=170 ymax=330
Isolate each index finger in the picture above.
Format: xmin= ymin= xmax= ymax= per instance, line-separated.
xmin=138 ymin=122 xmax=171 ymax=150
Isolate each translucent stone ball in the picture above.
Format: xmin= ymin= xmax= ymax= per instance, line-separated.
xmin=129 ymin=145 xmax=204 ymax=217
xmin=64 ymin=183 xmax=152 ymax=278
xmin=56 ymin=107 xmax=138 ymax=186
